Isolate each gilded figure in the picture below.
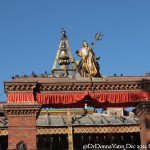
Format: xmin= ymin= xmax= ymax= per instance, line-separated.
xmin=76 ymin=41 xmax=101 ymax=77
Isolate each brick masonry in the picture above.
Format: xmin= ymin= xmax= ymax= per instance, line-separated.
xmin=136 ymin=101 xmax=150 ymax=148
xmin=4 ymin=103 xmax=41 ymax=150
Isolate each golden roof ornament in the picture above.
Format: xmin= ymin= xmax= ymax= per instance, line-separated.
xmin=52 ymin=29 xmax=77 ymax=77
xmin=58 ymin=41 xmax=70 ymax=68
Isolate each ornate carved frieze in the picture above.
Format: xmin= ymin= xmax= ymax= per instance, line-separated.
xmin=0 ymin=125 xmax=140 ymax=136
xmin=4 ymin=79 xmax=150 ymax=94
xmin=4 ymin=82 xmax=37 ymax=93
xmin=36 ymin=125 xmax=140 ymax=135
xmin=4 ymin=103 xmax=41 ymax=116
xmin=38 ymin=82 xmax=144 ymax=92
xmin=37 ymin=127 xmax=68 ymax=135
xmin=5 ymin=110 xmax=39 ymax=116
xmin=0 ymin=128 xmax=8 ymax=136
xmin=74 ymin=125 xmax=140 ymax=133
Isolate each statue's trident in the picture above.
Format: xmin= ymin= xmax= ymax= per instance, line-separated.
xmin=91 ymin=32 xmax=103 ymax=48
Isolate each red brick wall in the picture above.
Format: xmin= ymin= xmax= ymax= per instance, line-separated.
xmin=136 ymin=102 xmax=150 ymax=147
xmin=138 ymin=113 xmax=150 ymax=146
xmin=8 ymin=116 xmax=37 ymax=150
xmin=4 ymin=104 xmax=41 ymax=150
xmin=8 ymin=116 xmax=36 ymax=127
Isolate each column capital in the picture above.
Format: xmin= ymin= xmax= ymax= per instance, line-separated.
xmin=4 ymin=103 xmax=41 ymax=149
xmin=4 ymin=103 xmax=41 ymax=117
xmin=135 ymin=100 xmax=150 ymax=118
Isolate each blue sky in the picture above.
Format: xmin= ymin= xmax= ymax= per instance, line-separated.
xmin=0 ymin=1 xmax=150 ymax=101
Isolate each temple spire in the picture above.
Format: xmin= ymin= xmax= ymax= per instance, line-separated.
xmin=52 ymin=29 xmax=77 ymax=77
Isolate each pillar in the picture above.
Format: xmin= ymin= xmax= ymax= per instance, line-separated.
xmin=67 ymin=108 xmax=74 ymax=150
xmin=136 ymin=101 xmax=150 ymax=149
xmin=4 ymin=103 xmax=41 ymax=150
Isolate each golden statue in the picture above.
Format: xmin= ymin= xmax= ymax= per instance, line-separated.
xmin=76 ymin=41 xmax=101 ymax=77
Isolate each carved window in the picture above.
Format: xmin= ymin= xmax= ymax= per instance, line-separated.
xmin=16 ymin=141 xmax=27 ymax=150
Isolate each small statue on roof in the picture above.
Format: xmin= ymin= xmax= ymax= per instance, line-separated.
xmin=76 ymin=33 xmax=103 ymax=77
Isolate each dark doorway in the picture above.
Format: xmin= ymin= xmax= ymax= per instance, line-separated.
xmin=0 ymin=136 xmax=8 ymax=150
xmin=37 ymin=134 xmax=68 ymax=150
xmin=73 ymin=133 xmax=140 ymax=150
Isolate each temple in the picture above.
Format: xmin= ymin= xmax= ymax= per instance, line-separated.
xmin=0 ymin=29 xmax=150 ymax=150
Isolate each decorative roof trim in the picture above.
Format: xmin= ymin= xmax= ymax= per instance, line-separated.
xmin=36 ymin=125 xmax=140 ymax=135
xmin=0 ymin=125 xmax=140 ymax=136
xmin=4 ymin=80 xmax=150 ymax=93
xmin=0 ymin=128 xmax=8 ymax=136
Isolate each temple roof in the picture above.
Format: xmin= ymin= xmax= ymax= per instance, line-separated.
xmin=4 ymin=75 xmax=150 ymax=105
xmin=36 ymin=112 xmax=138 ymax=127
xmin=5 ymin=75 xmax=150 ymax=83
xmin=0 ymin=111 xmax=138 ymax=128
xmin=0 ymin=113 xmax=139 ymax=127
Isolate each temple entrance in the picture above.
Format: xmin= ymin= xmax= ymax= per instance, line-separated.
xmin=73 ymin=133 xmax=141 ymax=150
xmin=37 ymin=132 xmax=140 ymax=150
xmin=37 ymin=134 xmax=68 ymax=150
xmin=0 ymin=136 xmax=8 ymax=150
